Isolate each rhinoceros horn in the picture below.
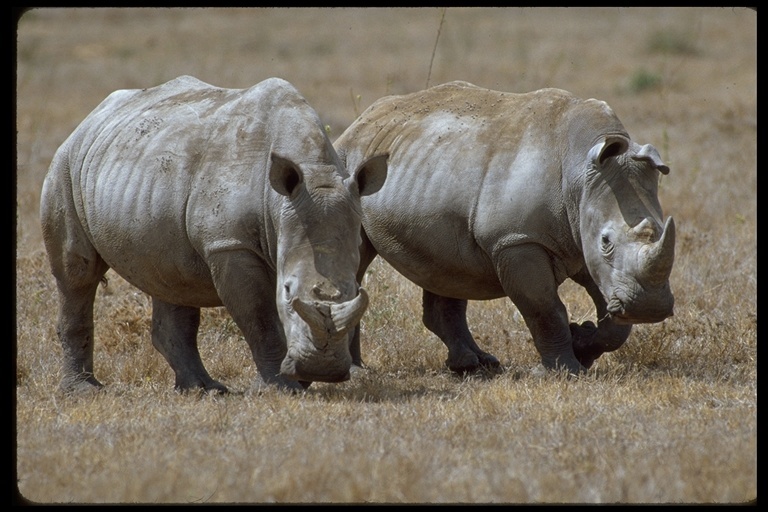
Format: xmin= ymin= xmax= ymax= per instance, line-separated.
xmin=330 ymin=288 xmax=369 ymax=331
xmin=638 ymin=216 xmax=675 ymax=286
xmin=292 ymin=289 xmax=369 ymax=345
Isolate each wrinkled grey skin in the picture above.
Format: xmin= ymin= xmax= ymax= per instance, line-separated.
xmin=335 ymin=81 xmax=674 ymax=375
xmin=41 ymin=75 xmax=388 ymax=393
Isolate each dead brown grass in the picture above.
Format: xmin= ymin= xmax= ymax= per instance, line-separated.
xmin=15 ymin=7 xmax=756 ymax=504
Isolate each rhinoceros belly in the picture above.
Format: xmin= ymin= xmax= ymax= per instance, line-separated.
xmin=362 ymin=194 xmax=506 ymax=301
xmin=93 ymin=228 xmax=221 ymax=307
xmin=90 ymin=219 xmax=222 ymax=307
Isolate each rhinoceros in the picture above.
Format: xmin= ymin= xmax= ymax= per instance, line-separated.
xmin=334 ymin=81 xmax=674 ymax=375
xmin=40 ymin=75 xmax=388 ymax=393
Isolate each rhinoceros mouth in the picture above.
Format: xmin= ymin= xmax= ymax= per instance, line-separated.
xmin=279 ymin=358 xmax=351 ymax=383
xmin=280 ymin=342 xmax=352 ymax=383
xmin=606 ymin=296 xmax=627 ymax=318
xmin=607 ymin=295 xmax=673 ymax=324
xmin=610 ymin=312 xmax=643 ymax=325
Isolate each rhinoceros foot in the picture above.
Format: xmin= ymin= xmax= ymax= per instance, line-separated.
xmin=174 ymin=376 xmax=229 ymax=395
xmin=570 ymin=321 xmax=604 ymax=369
xmin=59 ymin=373 xmax=104 ymax=395
xmin=349 ymin=363 xmax=367 ymax=377
xmin=446 ymin=350 xmax=502 ymax=376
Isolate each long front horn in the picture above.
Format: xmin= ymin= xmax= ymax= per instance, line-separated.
xmin=641 ymin=216 xmax=675 ymax=285
xmin=293 ymin=298 xmax=332 ymax=333
xmin=330 ymin=288 xmax=369 ymax=332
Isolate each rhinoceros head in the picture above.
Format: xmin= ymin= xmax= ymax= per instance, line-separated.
xmin=269 ymin=150 xmax=388 ymax=383
xmin=579 ymin=136 xmax=675 ymax=325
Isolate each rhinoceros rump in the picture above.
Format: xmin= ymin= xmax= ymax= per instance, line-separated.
xmin=40 ymin=75 xmax=387 ymax=393
xmin=335 ymin=81 xmax=674 ymax=375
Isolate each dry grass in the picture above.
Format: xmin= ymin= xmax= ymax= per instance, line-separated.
xmin=15 ymin=7 xmax=756 ymax=504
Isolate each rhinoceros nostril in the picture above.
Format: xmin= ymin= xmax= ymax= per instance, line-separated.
xmin=632 ymin=217 xmax=660 ymax=241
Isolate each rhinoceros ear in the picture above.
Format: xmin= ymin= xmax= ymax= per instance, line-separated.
xmin=588 ymin=135 xmax=630 ymax=166
xmin=269 ymin=152 xmax=304 ymax=197
xmin=351 ymin=153 xmax=388 ymax=196
xmin=633 ymin=144 xmax=670 ymax=175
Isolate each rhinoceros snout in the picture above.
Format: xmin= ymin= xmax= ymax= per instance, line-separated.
xmin=280 ymin=288 xmax=367 ymax=382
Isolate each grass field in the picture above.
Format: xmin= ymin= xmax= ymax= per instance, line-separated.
xmin=15 ymin=7 xmax=756 ymax=504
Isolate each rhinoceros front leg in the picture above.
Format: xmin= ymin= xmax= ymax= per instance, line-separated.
xmin=206 ymin=250 xmax=305 ymax=392
xmin=496 ymin=244 xmax=585 ymax=374
xmin=422 ymin=290 xmax=502 ymax=375
xmin=349 ymin=229 xmax=379 ymax=370
xmin=151 ymin=298 xmax=227 ymax=393
xmin=568 ymin=266 xmax=633 ymax=368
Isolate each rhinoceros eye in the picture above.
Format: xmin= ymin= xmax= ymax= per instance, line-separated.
xmin=283 ymin=282 xmax=294 ymax=302
xmin=600 ymin=233 xmax=614 ymax=259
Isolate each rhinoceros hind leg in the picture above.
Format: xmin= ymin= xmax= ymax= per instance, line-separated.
xmin=422 ymin=290 xmax=502 ymax=375
xmin=151 ymin=298 xmax=228 ymax=394
xmin=48 ymin=248 xmax=109 ymax=393
xmin=42 ymin=153 xmax=114 ymax=392
xmin=55 ymin=282 xmax=108 ymax=393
